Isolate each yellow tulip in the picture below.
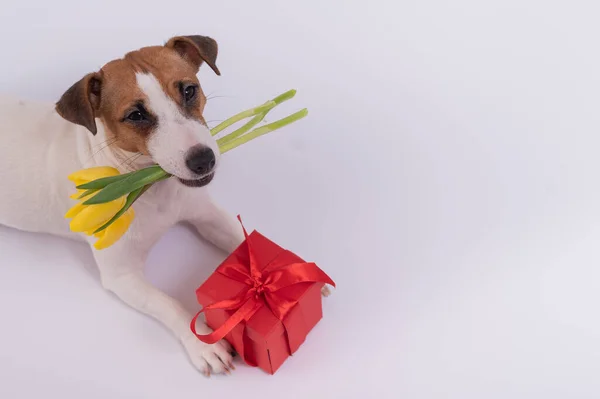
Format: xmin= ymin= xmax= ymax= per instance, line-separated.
xmin=68 ymin=196 xmax=126 ymax=233
xmin=65 ymin=166 xmax=136 ymax=249
xmin=65 ymin=202 xmax=86 ymax=218
xmin=93 ymin=207 xmax=135 ymax=250
xmin=68 ymin=166 xmax=120 ymax=186
xmin=69 ymin=189 xmax=95 ymax=200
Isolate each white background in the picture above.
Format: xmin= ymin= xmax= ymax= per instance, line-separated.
xmin=1 ymin=1 xmax=599 ymax=398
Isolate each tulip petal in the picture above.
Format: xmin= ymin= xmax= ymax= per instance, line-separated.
xmin=93 ymin=208 xmax=135 ymax=250
xmin=68 ymin=167 xmax=120 ymax=184
xmin=69 ymin=196 xmax=126 ymax=233
xmin=70 ymin=189 xmax=96 ymax=200
xmin=65 ymin=202 xmax=86 ymax=219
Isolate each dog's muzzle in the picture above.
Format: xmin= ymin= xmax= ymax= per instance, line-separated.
xmin=179 ymin=145 xmax=216 ymax=187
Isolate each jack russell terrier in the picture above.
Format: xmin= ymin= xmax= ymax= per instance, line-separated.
xmin=0 ymin=35 xmax=328 ymax=376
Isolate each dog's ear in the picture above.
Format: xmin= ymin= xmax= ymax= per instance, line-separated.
xmin=55 ymin=72 xmax=103 ymax=135
xmin=165 ymin=35 xmax=220 ymax=76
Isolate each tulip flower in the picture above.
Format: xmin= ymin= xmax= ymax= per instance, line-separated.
xmin=65 ymin=167 xmax=135 ymax=249
xmin=66 ymin=89 xmax=307 ymax=249
xmin=92 ymin=207 xmax=135 ymax=250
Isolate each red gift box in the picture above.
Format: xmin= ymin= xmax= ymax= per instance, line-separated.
xmin=190 ymin=217 xmax=335 ymax=374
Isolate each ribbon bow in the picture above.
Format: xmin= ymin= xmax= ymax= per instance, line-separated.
xmin=191 ymin=217 xmax=335 ymax=364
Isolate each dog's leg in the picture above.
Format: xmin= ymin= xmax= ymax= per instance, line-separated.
xmin=184 ymin=198 xmax=245 ymax=254
xmin=93 ymin=249 xmax=234 ymax=376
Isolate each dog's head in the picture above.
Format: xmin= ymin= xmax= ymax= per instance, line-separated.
xmin=56 ymin=35 xmax=221 ymax=187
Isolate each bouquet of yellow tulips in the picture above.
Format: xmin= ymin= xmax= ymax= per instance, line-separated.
xmin=66 ymin=90 xmax=307 ymax=250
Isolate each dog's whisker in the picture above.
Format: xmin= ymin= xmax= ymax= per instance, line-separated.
xmin=128 ymin=153 xmax=142 ymax=164
xmin=205 ymin=95 xmax=234 ymax=102
xmin=118 ymin=152 xmax=143 ymax=169
xmin=83 ymin=138 xmax=119 ymax=166
xmin=125 ymin=154 xmax=143 ymax=168
xmin=120 ymin=152 xmax=140 ymax=164
xmin=89 ymin=137 xmax=118 ymax=150
xmin=91 ymin=138 xmax=118 ymax=152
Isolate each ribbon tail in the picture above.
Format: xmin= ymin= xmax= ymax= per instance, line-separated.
xmin=237 ymin=215 xmax=250 ymax=238
xmin=236 ymin=215 xmax=262 ymax=281
xmin=191 ymin=298 xmax=259 ymax=344
xmin=266 ymin=262 xmax=336 ymax=293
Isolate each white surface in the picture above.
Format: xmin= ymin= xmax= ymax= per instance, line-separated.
xmin=1 ymin=1 xmax=599 ymax=398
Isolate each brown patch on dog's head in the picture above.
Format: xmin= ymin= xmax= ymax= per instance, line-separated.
xmin=55 ymin=35 xmax=220 ymax=157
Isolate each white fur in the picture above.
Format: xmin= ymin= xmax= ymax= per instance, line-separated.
xmin=137 ymin=73 xmax=220 ymax=180
xmin=0 ymin=91 xmax=245 ymax=376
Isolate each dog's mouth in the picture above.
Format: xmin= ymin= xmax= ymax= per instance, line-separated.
xmin=177 ymin=172 xmax=215 ymax=188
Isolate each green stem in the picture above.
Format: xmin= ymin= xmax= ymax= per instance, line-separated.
xmin=76 ymin=171 xmax=135 ymax=190
xmin=270 ymin=89 xmax=297 ymax=105
xmin=217 ymin=110 xmax=267 ymax=147
xmin=216 ymin=89 xmax=298 ymax=147
xmin=83 ymin=166 xmax=169 ymax=205
xmin=210 ymin=101 xmax=276 ymax=136
xmin=219 ymin=108 xmax=308 ymax=154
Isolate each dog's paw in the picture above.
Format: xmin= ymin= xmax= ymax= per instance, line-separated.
xmin=183 ymin=336 xmax=234 ymax=377
xmin=321 ymin=284 xmax=333 ymax=297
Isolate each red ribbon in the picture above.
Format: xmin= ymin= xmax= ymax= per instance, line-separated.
xmin=190 ymin=217 xmax=335 ymax=364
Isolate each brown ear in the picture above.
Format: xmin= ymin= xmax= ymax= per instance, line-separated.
xmin=165 ymin=35 xmax=220 ymax=75
xmin=55 ymin=73 xmax=102 ymax=135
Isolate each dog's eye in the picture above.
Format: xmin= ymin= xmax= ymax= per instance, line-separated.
xmin=183 ymin=85 xmax=197 ymax=102
xmin=127 ymin=110 xmax=145 ymax=121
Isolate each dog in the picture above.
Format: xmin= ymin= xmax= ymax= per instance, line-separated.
xmin=0 ymin=35 xmax=328 ymax=376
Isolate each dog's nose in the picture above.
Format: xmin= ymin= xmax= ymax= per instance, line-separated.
xmin=185 ymin=146 xmax=216 ymax=175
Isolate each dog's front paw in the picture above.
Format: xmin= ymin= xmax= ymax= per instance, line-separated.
xmin=183 ymin=334 xmax=234 ymax=377
xmin=321 ymin=284 xmax=333 ymax=297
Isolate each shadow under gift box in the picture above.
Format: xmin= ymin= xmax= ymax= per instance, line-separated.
xmin=194 ymin=229 xmax=333 ymax=375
